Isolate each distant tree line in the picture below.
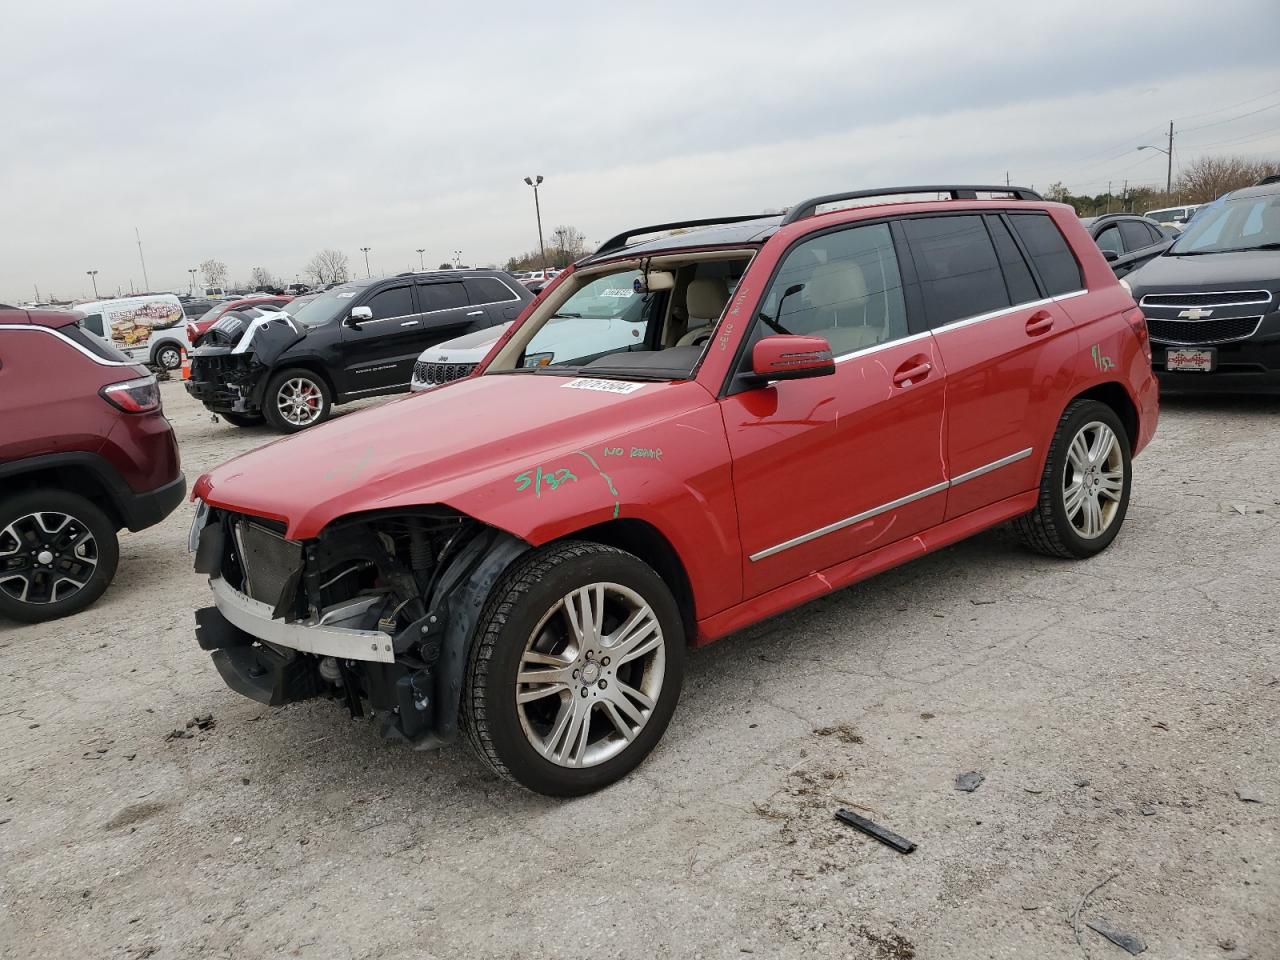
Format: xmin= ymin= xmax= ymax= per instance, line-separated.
xmin=504 ymin=224 xmax=587 ymax=272
xmin=1045 ymin=154 xmax=1280 ymax=216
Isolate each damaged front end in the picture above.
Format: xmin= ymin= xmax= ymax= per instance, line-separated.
xmin=191 ymin=505 xmax=527 ymax=748
xmin=184 ymin=312 xmax=305 ymax=415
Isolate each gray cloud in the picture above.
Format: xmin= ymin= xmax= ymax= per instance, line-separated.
xmin=3 ymin=0 xmax=1278 ymax=301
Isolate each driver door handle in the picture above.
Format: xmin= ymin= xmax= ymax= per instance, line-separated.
xmin=892 ymin=360 xmax=932 ymax=386
xmin=400 ymin=320 xmax=420 ymax=327
xmin=466 ymin=310 xmax=484 ymax=317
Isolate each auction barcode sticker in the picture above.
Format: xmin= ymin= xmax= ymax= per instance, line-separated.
xmin=562 ymin=378 xmax=646 ymax=395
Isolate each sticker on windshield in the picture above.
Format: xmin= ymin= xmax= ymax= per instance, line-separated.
xmin=600 ymin=288 xmax=635 ymax=298
xmin=563 ymin=378 xmax=646 ymax=395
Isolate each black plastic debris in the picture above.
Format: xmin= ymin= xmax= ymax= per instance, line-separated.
xmin=834 ymin=809 xmax=916 ymax=854
xmin=1087 ymin=919 xmax=1147 ymax=955
xmin=955 ymin=771 xmax=984 ymax=792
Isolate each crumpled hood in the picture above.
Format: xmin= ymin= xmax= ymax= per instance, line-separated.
xmin=194 ymin=373 xmax=713 ymax=539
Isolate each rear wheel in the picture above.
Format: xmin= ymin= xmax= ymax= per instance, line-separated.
xmin=1013 ymin=399 xmax=1132 ymax=559
xmin=262 ymin=367 xmax=331 ymax=433
xmin=0 ymin=491 xmax=119 ymax=623
xmin=221 ymin=412 xmax=264 ymax=427
xmin=462 ymin=541 xmax=685 ymax=796
xmin=152 ymin=343 xmax=183 ymax=370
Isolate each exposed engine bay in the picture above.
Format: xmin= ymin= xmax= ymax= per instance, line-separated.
xmin=186 ymin=312 xmax=305 ymax=414
xmin=191 ymin=505 xmax=528 ymax=747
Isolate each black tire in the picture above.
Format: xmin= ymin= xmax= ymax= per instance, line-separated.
xmin=0 ymin=490 xmax=120 ymax=623
xmin=152 ymin=343 xmax=183 ymax=370
xmin=221 ymin=412 xmax=265 ymax=427
xmin=1013 ymin=399 xmax=1132 ymax=559
xmin=261 ymin=367 xmax=332 ymax=433
xmin=462 ymin=541 xmax=686 ymax=796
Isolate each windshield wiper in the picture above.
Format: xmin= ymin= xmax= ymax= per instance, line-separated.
xmin=1171 ymin=242 xmax=1280 ymax=256
xmin=552 ymin=311 xmax=582 ymax=318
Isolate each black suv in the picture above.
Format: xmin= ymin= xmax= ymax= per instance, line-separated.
xmin=185 ymin=270 xmax=533 ymax=431
xmin=1080 ymin=214 xmax=1172 ymax=278
xmin=1126 ymin=180 xmax=1280 ymax=392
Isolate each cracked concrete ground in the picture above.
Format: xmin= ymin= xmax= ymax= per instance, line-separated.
xmin=1 ymin=384 xmax=1277 ymax=960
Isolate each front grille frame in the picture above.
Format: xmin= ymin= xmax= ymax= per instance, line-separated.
xmin=1140 ymin=290 xmax=1272 ymax=309
xmin=1148 ymin=315 xmax=1263 ymax=346
xmin=413 ymin=360 xmax=478 ymax=385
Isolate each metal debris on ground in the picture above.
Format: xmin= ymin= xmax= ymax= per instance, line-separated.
xmin=834 ymin=808 xmax=917 ymax=854
xmin=954 ymin=771 xmax=984 ymax=792
xmin=1071 ymin=873 xmax=1118 ymax=946
xmin=1086 ymin=918 xmax=1147 ymax=955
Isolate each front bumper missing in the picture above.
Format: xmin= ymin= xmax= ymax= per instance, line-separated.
xmin=209 ymin=575 xmax=395 ymax=664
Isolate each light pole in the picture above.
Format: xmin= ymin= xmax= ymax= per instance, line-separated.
xmin=188 ymin=268 xmax=197 ymax=295
xmin=360 ymin=247 xmax=372 ymax=277
xmin=523 ymin=175 xmax=547 ymax=273
xmin=86 ymin=270 xmax=99 ymax=299
xmin=453 ymin=249 xmax=461 ymax=269
xmin=416 ymin=248 xmax=425 ymax=271
xmin=1138 ymin=122 xmax=1174 ymax=194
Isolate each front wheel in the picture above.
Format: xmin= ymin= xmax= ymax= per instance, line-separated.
xmin=1013 ymin=399 xmax=1132 ymax=559
xmin=462 ymin=542 xmax=685 ymax=796
xmin=262 ymin=368 xmax=331 ymax=433
xmin=0 ymin=490 xmax=120 ymax=623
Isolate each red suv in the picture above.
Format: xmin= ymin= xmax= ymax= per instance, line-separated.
xmin=188 ymin=185 xmax=1157 ymax=795
xmin=0 ymin=306 xmax=184 ymax=622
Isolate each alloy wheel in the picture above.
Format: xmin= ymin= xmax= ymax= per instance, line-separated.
xmin=515 ymin=582 xmax=666 ymax=768
xmin=157 ymin=346 xmax=182 ymax=369
xmin=277 ymin=377 xmax=323 ymax=426
xmin=1063 ymin=420 xmax=1124 ymax=539
xmin=0 ymin=512 xmax=99 ymax=605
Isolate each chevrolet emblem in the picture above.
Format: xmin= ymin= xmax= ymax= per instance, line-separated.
xmin=1177 ymin=307 xmax=1214 ymax=320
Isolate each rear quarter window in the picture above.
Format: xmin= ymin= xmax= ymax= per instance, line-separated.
xmin=464 ymin=277 xmax=518 ymax=304
xmin=63 ymin=324 xmax=133 ymax=362
xmin=902 ymin=215 xmax=1010 ymax=326
xmin=1010 ymin=213 xmax=1084 ymax=296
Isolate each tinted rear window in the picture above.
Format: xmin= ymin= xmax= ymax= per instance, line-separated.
xmin=1009 ymin=214 xmax=1084 ymax=296
xmin=987 ymin=216 xmax=1040 ymax=305
xmin=464 ymin=277 xmax=518 ymax=304
xmin=902 ymin=215 xmax=1009 ymax=327
xmin=418 ymin=282 xmax=468 ymax=311
xmin=1120 ymin=220 xmax=1154 ymax=251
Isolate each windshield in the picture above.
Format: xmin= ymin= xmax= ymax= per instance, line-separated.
xmin=522 ymin=270 xmax=650 ymax=366
xmin=1169 ymin=194 xmax=1280 ymax=255
xmin=288 ymin=283 xmax=370 ymax=326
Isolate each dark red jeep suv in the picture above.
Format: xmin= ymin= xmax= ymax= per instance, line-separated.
xmin=0 ymin=305 xmax=185 ymax=622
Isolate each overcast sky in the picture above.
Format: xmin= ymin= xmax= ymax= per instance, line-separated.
xmin=3 ymin=0 xmax=1279 ymax=302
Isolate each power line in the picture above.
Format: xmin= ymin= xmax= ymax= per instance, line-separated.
xmin=1180 ymin=97 xmax=1280 ymax=134
xmin=1183 ymin=124 xmax=1280 ymax=151
xmin=1173 ymin=85 xmax=1280 ymax=123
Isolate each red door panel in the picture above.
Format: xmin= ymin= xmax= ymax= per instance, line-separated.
xmin=722 ymin=335 xmax=948 ymax=599
xmin=934 ymin=299 xmax=1079 ymax=518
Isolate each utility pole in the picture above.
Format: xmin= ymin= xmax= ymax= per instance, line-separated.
xmin=1005 ymin=171 xmax=1010 ymax=187
xmin=1122 ymin=179 xmax=1129 ymax=213
xmin=135 ymin=227 xmax=150 ymax=291
xmin=1166 ymin=120 xmax=1174 ymax=195
xmin=1106 ymin=181 xmax=1112 ymax=214
xmin=86 ymin=270 xmax=100 ymax=298
xmin=188 ymin=268 xmax=197 ymax=295
xmin=360 ymin=247 xmax=372 ymax=277
xmin=416 ymin=248 xmax=425 ymax=271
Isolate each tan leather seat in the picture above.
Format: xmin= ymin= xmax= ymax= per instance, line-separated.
xmin=675 ymin=277 xmax=729 ymax=347
xmin=802 ymin=260 xmax=886 ymax=355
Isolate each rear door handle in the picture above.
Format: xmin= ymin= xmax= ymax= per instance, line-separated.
xmin=466 ymin=310 xmax=484 ymax=317
xmin=1026 ymin=310 xmax=1054 ymax=335
xmin=400 ymin=320 xmax=420 ymax=327
xmin=892 ymin=361 xmax=932 ymax=386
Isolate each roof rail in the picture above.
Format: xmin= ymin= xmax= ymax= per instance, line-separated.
xmin=593 ymin=215 xmax=773 ymax=257
xmin=1255 ymin=173 xmax=1280 ymax=186
xmin=781 ymin=185 xmax=1044 ymax=225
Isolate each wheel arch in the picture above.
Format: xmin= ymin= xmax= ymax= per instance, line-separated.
xmin=0 ymin=456 xmax=127 ymax=530
xmin=1069 ymin=380 xmax=1139 ymax=453
xmin=566 ymin=518 xmax=697 ymax=644
xmin=254 ymin=359 xmax=338 ymax=410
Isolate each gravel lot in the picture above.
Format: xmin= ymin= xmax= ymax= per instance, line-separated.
xmin=2 ymin=382 xmax=1277 ymax=960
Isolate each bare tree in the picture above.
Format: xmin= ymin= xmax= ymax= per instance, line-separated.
xmin=1174 ymin=155 xmax=1280 ymax=204
xmin=550 ymin=224 xmax=586 ymax=260
xmin=250 ymin=266 xmax=275 ymax=289
xmin=200 ymin=259 xmax=228 ymax=288
xmin=304 ymin=249 xmax=350 ymax=286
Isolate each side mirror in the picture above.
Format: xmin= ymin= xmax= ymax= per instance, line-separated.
xmin=348 ymin=305 xmax=373 ymax=327
xmin=1102 ymin=250 xmax=1120 ymax=263
xmin=750 ymin=335 xmax=835 ymax=383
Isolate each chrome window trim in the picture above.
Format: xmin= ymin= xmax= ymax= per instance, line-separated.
xmin=0 ymin=324 xmax=135 ymax=366
xmin=1139 ymin=290 xmax=1272 ymax=308
xmin=748 ymin=447 xmax=1033 ymax=562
